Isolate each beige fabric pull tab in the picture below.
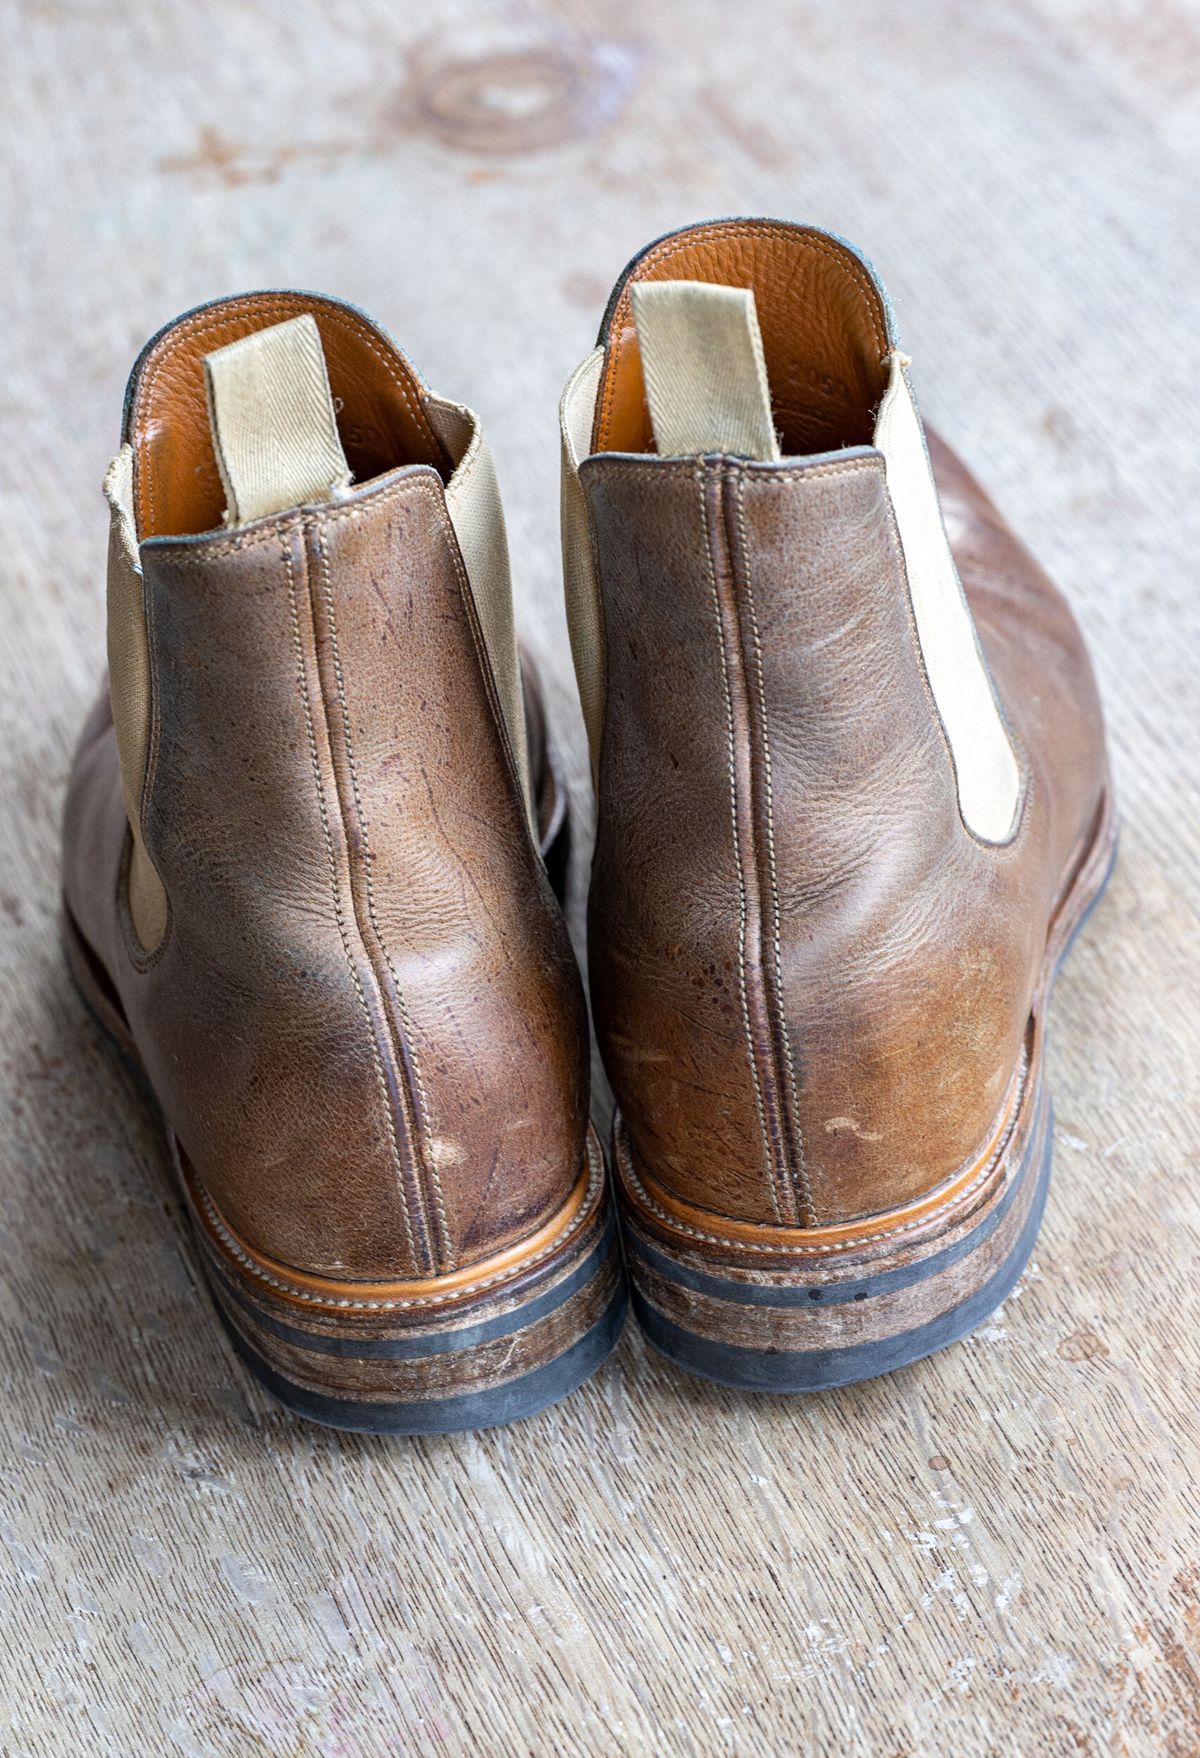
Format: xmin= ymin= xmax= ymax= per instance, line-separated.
xmin=631 ymin=281 xmax=781 ymax=461
xmin=203 ymin=314 xmax=352 ymax=525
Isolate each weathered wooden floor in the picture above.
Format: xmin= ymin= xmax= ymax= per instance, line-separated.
xmin=2 ymin=2 xmax=1198 ymax=1753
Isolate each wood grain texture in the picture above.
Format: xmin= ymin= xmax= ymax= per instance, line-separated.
xmin=1 ymin=1 xmax=1197 ymax=1752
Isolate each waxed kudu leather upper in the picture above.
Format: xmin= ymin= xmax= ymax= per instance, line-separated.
xmin=63 ymin=295 xmax=589 ymax=1281
xmin=581 ymin=221 xmax=1108 ymax=1229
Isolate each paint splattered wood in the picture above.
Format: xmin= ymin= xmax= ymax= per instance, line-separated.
xmin=1 ymin=1 xmax=1197 ymax=1752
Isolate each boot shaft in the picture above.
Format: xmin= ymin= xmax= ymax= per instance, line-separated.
xmin=564 ymin=221 xmax=1069 ymax=1228
xmin=87 ymin=293 xmax=587 ymax=1279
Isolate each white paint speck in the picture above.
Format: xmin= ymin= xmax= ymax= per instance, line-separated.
xmin=1031 ymin=1650 xmax=1076 ymax=1688
xmin=219 ymin=1553 xmax=272 ymax=1607
xmin=946 ymin=1656 xmax=976 ymax=1693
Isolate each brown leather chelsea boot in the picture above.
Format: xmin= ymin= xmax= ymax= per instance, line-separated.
xmin=560 ymin=220 xmax=1114 ymax=1391
xmin=64 ymin=294 xmax=625 ymax=1432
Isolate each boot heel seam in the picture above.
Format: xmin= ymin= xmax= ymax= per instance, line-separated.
xmin=283 ymin=529 xmax=428 ymax=1274
xmin=731 ymin=471 xmax=814 ymax=1224
xmin=311 ymin=519 xmax=452 ymax=1270
xmin=698 ymin=465 xmax=782 ymax=1222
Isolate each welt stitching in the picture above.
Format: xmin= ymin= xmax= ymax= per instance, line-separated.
xmin=697 ymin=466 xmax=781 ymax=1222
xmin=597 ymin=223 xmax=888 ymax=448
xmin=312 ymin=522 xmax=452 ymax=1270
xmin=620 ymin=1131 xmax=1002 ymax=1255
xmin=193 ymin=1134 xmax=605 ymax=1310
xmin=282 ymin=531 xmax=420 ymax=1271
xmin=731 ymin=474 xmax=814 ymax=1226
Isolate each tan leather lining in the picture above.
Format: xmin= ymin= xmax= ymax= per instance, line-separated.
xmin=128 ymin=293 xmax=451 ymax=538
xmin=594 ymin=221 xmax=891 ymax=457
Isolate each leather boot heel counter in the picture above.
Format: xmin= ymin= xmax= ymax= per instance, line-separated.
xmin=131 ymin=476 xmax=587 ymax=1283
xmin=582 ymin=447 xmax=1039 ymax=1229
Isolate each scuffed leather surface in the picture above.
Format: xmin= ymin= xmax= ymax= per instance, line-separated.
xmin=584 ymin=437 xmax=1107 ymax=1227
xmin=64 ymin=467 xmax=587 ymax=1279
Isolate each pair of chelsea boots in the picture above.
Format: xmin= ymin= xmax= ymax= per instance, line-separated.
xmin=62 ymin=219 xmax=1114 ymax=1433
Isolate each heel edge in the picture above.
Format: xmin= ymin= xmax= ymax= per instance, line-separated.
xmin=628 ymin=1089 xmax=1052 ymax=1393
xmin=221 ymin=1284 xmax=627 ymax=1434
xmin=200 ymin=1162 xmax=625 ymax=1433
